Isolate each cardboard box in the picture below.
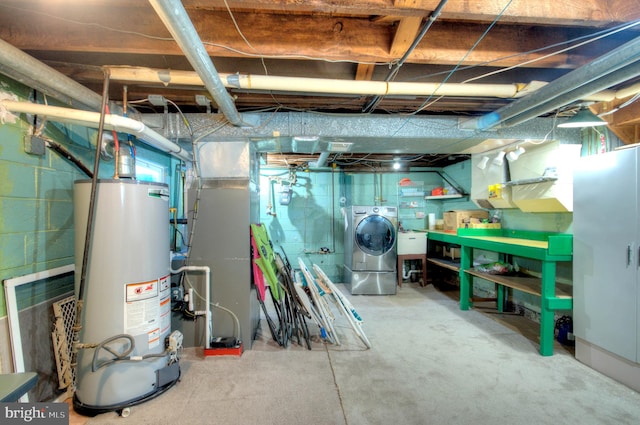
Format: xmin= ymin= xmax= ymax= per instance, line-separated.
xmin=443 ymin=210 xmax=489 ymax=231
xmin=442 ymin=245 xmax=461 ymax=259
xmin=468 ymin=222 xmax=501 ymax=229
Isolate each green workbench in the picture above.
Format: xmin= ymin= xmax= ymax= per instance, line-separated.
xmin=427 ymin=228 xmax=573 ymax=356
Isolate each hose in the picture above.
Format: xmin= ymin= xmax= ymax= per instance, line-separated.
xmin=90 ymin=334 xmax=172 ymax=372
xmin=90 ymin=334 xmax=135 ymax=372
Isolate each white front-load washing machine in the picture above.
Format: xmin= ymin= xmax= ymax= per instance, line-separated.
xmin=344 ymin=205 xmax=397 ymax=295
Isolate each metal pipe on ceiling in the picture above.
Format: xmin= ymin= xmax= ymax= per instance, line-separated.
xmin=501 ymin=60 xmax=640 ymax=128
xmin=0 ymin=38 xmax=104 ymax=111
xmin=467 ymin=35 xmax=640 ymax=130
xmin=148 ymin=0 xmax=244 ymax=127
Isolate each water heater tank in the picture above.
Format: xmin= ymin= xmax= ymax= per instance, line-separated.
xmin=73 ymin=179 xmax=179 ymax=416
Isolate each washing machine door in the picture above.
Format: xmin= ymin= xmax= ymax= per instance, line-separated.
xmin=354 ymin=214 xmax=396 ymax=271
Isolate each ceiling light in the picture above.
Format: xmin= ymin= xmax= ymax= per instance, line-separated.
xmin=393 ymin=157 xmax=402 ymax=170
xmin=477 ymin=156 xmax=490 ymax=169
xmin=492 ymin=151 xmax=506 ymax=166
xmin=557 ymin=108 xmax=607 ymax=128
xmin=327 ymin=141 xmax=353 ymax=152
xmin=292 ymin=136 xmax=319 ymax=142
xmin=507 ymin=146 xmax=525 ymax=161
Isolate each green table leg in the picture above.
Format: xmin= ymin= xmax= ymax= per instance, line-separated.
xmin=459 ymin=245 xmax=473 ymax=310
xmin=497 ymin=284 xmax=505 ymax=313
xmin=539 ymin=260 xmax=557 ymax=356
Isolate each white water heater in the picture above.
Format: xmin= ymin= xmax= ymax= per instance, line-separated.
xmin=73 ymin=179 xmax=180 ymax=416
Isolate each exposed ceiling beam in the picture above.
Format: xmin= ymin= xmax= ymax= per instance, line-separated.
xmin=355 ymin=63 xmax=375 ymax=81
xmin=390 ymin=16 xmax=423 ymax=58
xmin=15 ymin=0 xmax=633 ymax=26
xmin=0 ymin=4 xmax=635 ymax=69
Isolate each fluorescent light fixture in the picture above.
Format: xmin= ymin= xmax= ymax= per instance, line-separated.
xmin=557 ymin=108 xmax=607 ymax=128
xmin=507 ymin=146 xmax=525 ymax=161
xmin=292 ymin=136 xmax=319 ymax=142
xmin=477 ymin=156 xmax=490 ymax=169
xmin=492 ymin=151 xmax=506 ymax=166
xmin=327 ymin=141 xmax=353 ymax=152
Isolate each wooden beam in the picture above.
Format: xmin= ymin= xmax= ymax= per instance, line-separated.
xmin=355 ymin=64 xmax=375 ymax=80
xmin=3 ymin=0 xmax=639 ymax=27
xmin=0 ymin=5 xmax=629 ymax=69
xmin=593 ymin=100 xmax=640 ymax=127
xmin=390 ymin=16 xmax=423 ymax=58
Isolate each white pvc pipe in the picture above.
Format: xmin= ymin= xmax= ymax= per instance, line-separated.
xmin=227 ymin=74 xmax=524 ymax=98
xmin=0 ymin=100 xmax=191 ymax=162
xmin=106 ymin=65 xmax=636 ymax=102
xmin=108 ymin=66 xmax=526 ymax=98
xmin=170 ymin=265 xmax=211 ymax=349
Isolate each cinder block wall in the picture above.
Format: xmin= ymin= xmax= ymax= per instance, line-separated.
xmin=0 ymin=77 xmax=88 ymax=374
xmin=0 ymin=75 xmax=175 ymax=380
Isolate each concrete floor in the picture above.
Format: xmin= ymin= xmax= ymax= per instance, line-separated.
xmin=72 ymin=282 xmax=640 ymax=425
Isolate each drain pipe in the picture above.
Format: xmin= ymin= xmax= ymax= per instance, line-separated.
xmin=467 ymin=35 xmax=640 ymax=130
xmin=149 ymin=0 xmax=244 ymax=127
xmin=0 ymin=38 xmax=111 ymax=112
xmin=170 ymin=265 xmax=212 ymax=349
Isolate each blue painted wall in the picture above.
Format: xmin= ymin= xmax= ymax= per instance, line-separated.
xmin=0 ymin=75 xmax=175 ymax=328
xmin=258 ymin=163 xmax=478 ymax=283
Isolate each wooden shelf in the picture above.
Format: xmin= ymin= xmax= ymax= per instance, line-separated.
xmin=427 ymin=257 xmax=461 ymax=272
xmin=465 ymin=268 xmax=573 ymax=298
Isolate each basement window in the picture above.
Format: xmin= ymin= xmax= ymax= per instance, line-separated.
xmin=135 ymin=158 xmax=166 ymax=183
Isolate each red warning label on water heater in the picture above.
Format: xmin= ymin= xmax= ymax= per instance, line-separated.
xmin=126 ymin=280 xmax=158 ymax=302
xmin=125 ymin=279 xmax=161 ymax=348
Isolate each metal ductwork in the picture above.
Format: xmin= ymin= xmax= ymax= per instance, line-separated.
xmin=501 ymin=60 xmax=640 ymax=128
xmin=149 ymin=0 xmax=244 ymax=127
xmin=309 ymin=151 xmax=331 ymax=168
xmin=0 ymin=38 xmax=104 ymax=111
xmin=467 ymin=35 xmax=640 ymax=130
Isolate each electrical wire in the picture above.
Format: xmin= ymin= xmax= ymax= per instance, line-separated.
xmin=462 ymin=19 xmax=640 ymax=84
xmin=362 ymin=0 xmax=449 ymax=113
xmin=389 ymin=0 xmax=514 ymax=137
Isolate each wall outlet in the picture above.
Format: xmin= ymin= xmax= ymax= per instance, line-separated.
xmin=171 ymin=286 xmax=183 ymax=301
